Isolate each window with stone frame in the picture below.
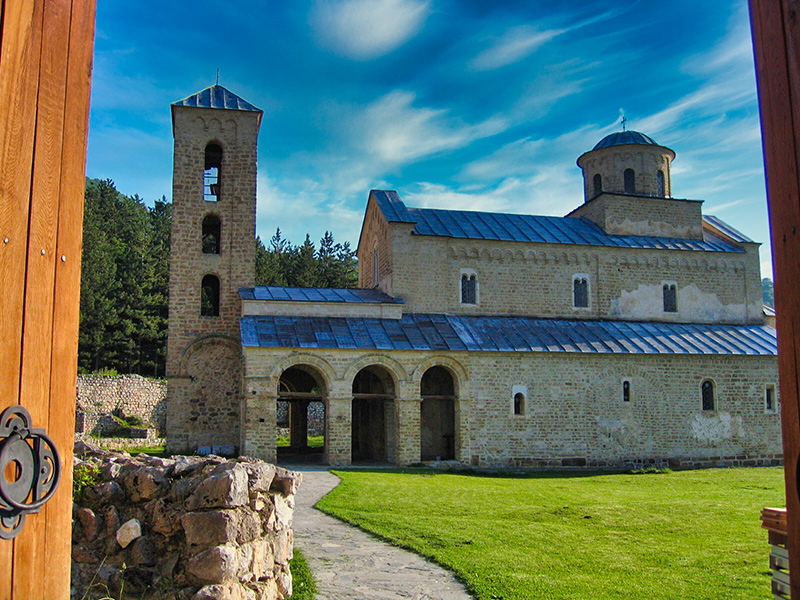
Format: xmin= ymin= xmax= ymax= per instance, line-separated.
xmin=593 ymin=173 xmax=602 ymax=197
xmin=701 ymin=379 xmax=716 ymax=411
xmin=657 ymin=170 xmax=665 ymax=197
xmin=622 ymin=379 xmax=631 ymax=403
xmin=204 ymin=142 xmax=223 ymax=201
xmin=663 ymin=282 xmax=678 ymax=313
xmin=461 ymin=271 xmax=477 ymax=305
xmin=624 ymin=168 xmax=635 ymax=193
xmin=573 ymin=274 xmax=589 ymax=308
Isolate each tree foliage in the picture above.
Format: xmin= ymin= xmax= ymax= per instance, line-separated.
xmin=762 ymin=278 xmax=774 ymax=308
xmin=79 ymin=179 xmax=170 ymax=376
xmin=255 ymin=229 xmax=357 ymax=288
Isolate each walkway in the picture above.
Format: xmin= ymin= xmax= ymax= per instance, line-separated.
xmin=288 ymin=465 xmax=473 ymax=600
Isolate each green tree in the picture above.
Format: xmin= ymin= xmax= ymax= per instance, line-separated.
xmin=762 ymin=278 xmax=774 ymax=308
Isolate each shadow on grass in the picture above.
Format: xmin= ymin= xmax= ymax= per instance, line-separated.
xmin=328 ymin=464 xmax=670 ymax=480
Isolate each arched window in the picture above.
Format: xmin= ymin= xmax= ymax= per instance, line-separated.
xmin=201 ymin=274 xmax=220 ymax=316
xmin=372 ymin=249 xmax=379 ymax=286
xmin=204 ymin=143 xmax=223 ymax=201
xmin=513 ymin=392 xmax=525 ymax=415
xmin=461 ymin=272 xmax=477 ymax=305
xmin=663 ymin=282 xmax=677 ymax=313
xmin=573 ymin=275 xmax=589 ymax=308
xmin=593 ymin=173 xmax=602 ymax=197
xmin=657 ymin=170 xmax=665 ymax=197
xmin=622 ymin=380 xmax=631 ymax=402
xmin=701 ymin=379 xmax=715 ymax=411
xmin=624 ymin=168 xmax=635 ymax=194
xmin=202 ymin=215 xmax=221 ymax=254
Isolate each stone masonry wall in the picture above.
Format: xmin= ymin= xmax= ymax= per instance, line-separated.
xmin=71 ymin=441 xmax=300 ymax=600
xmin=379 ymin=228 xmax=763 ymax=324
xmin=241 ymin=346 xmax=781 ymax=469
xmin=76 ymin=375 xmax=167 ymax=436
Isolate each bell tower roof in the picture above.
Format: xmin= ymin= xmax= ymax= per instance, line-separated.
xmin=172 ymin=84 xmax=261 ymax=113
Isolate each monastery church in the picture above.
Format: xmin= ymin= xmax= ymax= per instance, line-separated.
xmin=165 ymin=84 xmax=781 ymax=468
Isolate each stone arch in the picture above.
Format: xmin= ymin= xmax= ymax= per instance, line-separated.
xmin=343 ymin=354 xmax=408 ymax=390
xmin=177 ymin=334 xmax=243 ymax=450
xmin=349 ymin=359 xmax=404 ymax=463
xmin=411 ymin=355 xmax=469 ymax=397
xmin=178 ymin=334 xmax=241 ymax=377
xmin=267 ymin=353 xmax=337 ymax=396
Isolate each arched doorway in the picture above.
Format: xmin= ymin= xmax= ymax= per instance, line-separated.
xmin=351 ymin=365 xmax=396 ymax=462
xmin=278 ymin=366 xmax=326 ymax=460
xmin=420 ymin=366 xmax=456 ymax=461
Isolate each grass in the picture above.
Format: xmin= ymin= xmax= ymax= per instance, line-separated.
xmin=277 ymin=435 xmax=324 ymax=448
xmin=289 ymin=548 xmax=317 ymax=599
xmin=317 ymin=467 xmax=784 ymax=600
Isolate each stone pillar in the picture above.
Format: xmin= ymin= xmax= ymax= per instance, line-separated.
xmin=241 ymin=377 xmax=276 ymax=463
xmin=290 ymin=400 xmax=309 ymax=451
xmin=325 ymin=397 xmax=351 ymax=466
xmin=395 ymin=398 xmax=422 ymax=465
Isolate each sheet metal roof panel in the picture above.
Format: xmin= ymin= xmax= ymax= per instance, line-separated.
xmin=704 ymin=215 xmax=755 ymax=243
xmin=240 ymin=315 xmax=776 ymax=356
xmin=371 ymin=190 xmax=416 ymax=223
xmin=405 ymin=208 xmax=744 ymax=252
xmin=173 ymin=85 xmax=261 ymax=112
xmin=241 ymin=286 xmax=401 ymax=304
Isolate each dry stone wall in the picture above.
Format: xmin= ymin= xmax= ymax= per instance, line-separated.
xmin=76 ymin=375 xmax=167 ymax=436
xmin=71 ymin=441 xmax=300 ymax=600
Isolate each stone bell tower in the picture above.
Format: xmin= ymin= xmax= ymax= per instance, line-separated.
xmin=165 ymin=84 xmax=262 ymax=454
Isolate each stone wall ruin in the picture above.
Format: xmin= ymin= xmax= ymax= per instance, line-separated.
xmin=71 ymin=442 xmax=300 ymax=600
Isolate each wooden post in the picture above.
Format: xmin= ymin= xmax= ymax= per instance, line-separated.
xmin=749 ymin=1 xmax=800 ymax=596
xmin=0 ymin=0 xmax=96 ymax=598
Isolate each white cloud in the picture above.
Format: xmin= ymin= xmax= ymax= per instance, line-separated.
xmin=469 ymin=25 xmax=563 ymax=71
xmin=358 ymin=90 xmax=507 ymax=165
xmin=310 ymin=0 xmax=430 ymax=59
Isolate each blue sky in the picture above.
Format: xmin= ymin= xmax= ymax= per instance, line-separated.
xmin=87 ymin=0 xmax=773 ymax=277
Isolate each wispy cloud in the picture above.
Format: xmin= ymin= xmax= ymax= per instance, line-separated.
xmin=469 ymin=25 xmax=563 ymax=71
xmin=357 ymin=90 xmax=507 ymax=165
xmin=310 ymin=0 xmax=430 ymax=59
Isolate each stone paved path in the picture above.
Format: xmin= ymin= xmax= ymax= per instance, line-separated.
xmin=286 ymin=465 xmax=473 ymax=600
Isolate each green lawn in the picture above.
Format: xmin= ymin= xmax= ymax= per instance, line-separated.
xmin=289 ymin=548 xmax=317 ymax=599
xmin=317 ymin=468 xmax=784 ymax=600
xmin=277 ymin=434 xmax=324 ymax=448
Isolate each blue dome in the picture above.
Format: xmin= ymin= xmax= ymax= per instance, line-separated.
xmin=592 ymin=130 xmax=658 ymax=150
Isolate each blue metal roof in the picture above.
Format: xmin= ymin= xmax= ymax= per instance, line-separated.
xmin=405 ymin=207 xmax=743 ymax=252
xmin=173 ymin=85 xmax=261 ymax=112
xmin=369 ymin=191 xmax=746 ymax=252
xmin=241 ymin=314 xmax=776 ymax=356
xmin=239 ymin=286 xmax=402 ymax=304
xmin=370 ymin=190 xmax=416 ymax=223
xmin=593 ymin=130 xmax=659 ymax=150
xmin=703 ymin=215 xmax=755 ymax=243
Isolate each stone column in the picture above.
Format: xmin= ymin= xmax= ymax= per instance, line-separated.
xmin=395 ymin=398 xmax=422 ymax=465
xmin=325 ymin=397 xmax=352 ymax=466
xmin=241 ymin=376 xmax=277 ymax=463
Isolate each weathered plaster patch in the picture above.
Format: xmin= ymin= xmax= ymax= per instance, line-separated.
xmin=606 ymin=218 xmax=702 ymax=239
xmin=689 ymin=412 xmax=745 ymax=446
xmin=611 ymin=283 xmax=746 ymax=322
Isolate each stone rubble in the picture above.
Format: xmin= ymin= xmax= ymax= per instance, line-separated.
xmin=71 ymin=440 xmax=300 ymax=600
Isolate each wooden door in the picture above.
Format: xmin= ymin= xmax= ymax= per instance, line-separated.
xmin=0 ymin=0 xmax=96 ymax=598
xmin=750 ymin=1 xmax=800 ymax=596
